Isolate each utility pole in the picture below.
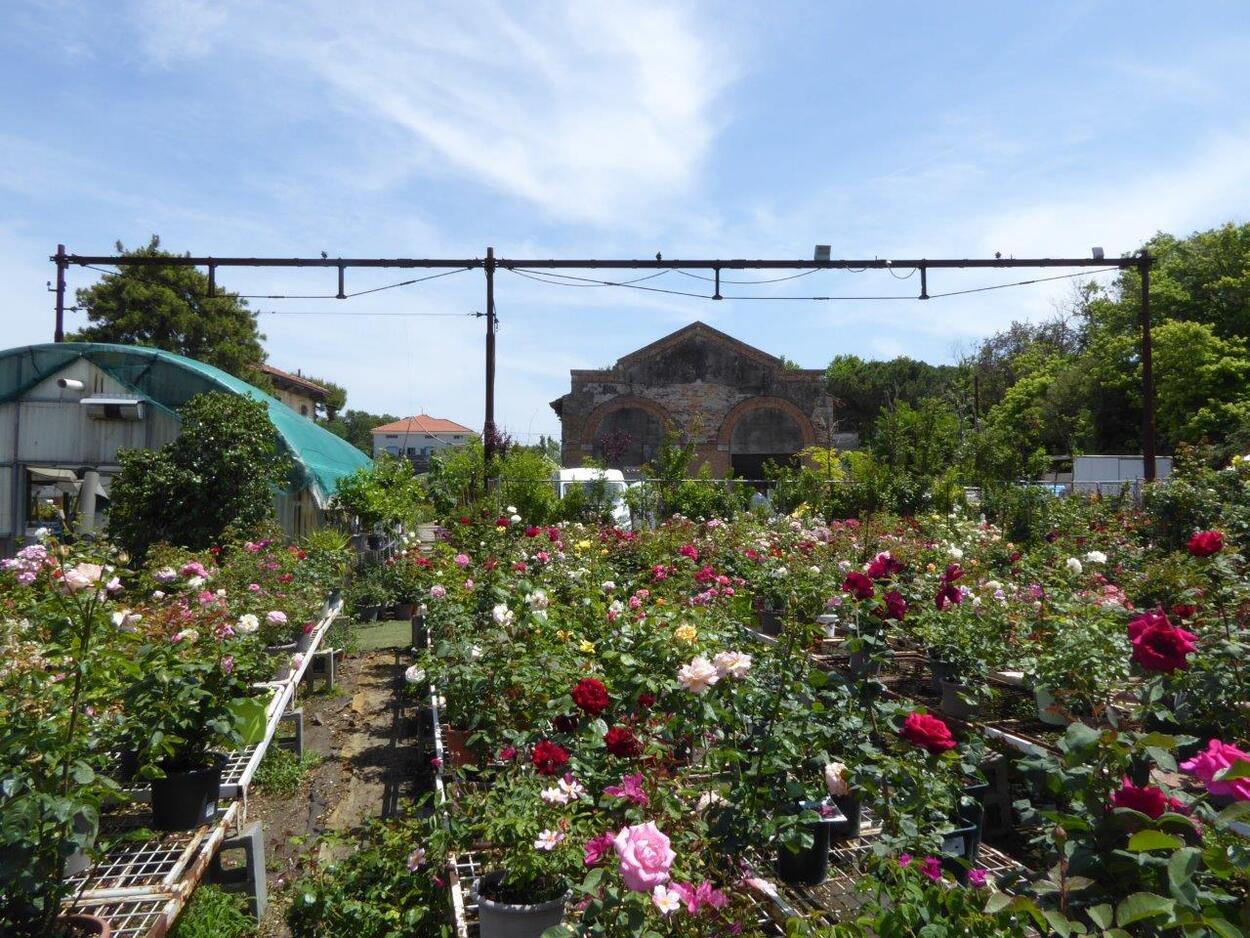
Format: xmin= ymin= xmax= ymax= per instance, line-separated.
xmin=484 ymin=246 xmax=497 ymax=466
xmin=1139 ymin=252 xmax=1156 ymax=482
xmin=53 ymin=244 xmax=67 ymax=342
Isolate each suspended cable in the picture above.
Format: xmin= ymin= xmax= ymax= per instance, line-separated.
xmin=672 ymin=268 xmax=822 ymax=285
xmin=926 ymin=266 xmax=1119 ymax=299
xmin=255 ymin=309 xmax=483 ymax=318
xmin=507 ymin=268 xmax=713 ymax=299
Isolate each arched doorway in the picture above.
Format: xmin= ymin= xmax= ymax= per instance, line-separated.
xmin=719 ymin=398 xmax=815 ymax=478
xmin=583 ymin=398 xmax=669 ymax=469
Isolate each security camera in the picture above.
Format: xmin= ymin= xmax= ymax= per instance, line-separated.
xmin=57 ymin=378 xmax=85 ymax=391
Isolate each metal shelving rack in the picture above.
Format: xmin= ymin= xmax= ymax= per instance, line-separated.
xmin=62 ymin=599 xmax=342 ymax=936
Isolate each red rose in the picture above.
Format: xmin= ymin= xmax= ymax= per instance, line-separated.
xmin=883 ymin=590 xmax=907 ymax=621
xmin=1170 ymin=604 xmax=1197 ymax=621
xmin=935 ymin=582 xmax=962 ymax=610
xmin=1110 ymin=779 xmax=1166 ymax=819
xmin=604 ymin=726 xmax=642 ymax=757
xmin=942 ymin=563 xmax=964 ymax=583
xmin=636 ymin=692 xmax=656 ymax=711
xmin=524 ymin=526 xmax=541 ymax=537
xmin=1188 ymin=530 xmax=1224 ymax=557
xmin=866 ymin=552 xmax=902 ymax=580
xmin=1127 ymin=610 xmax=1169 ymax=640
xmin=900 ymin=712 xmax=957 ymax=754
xmin=1130 ymin=619 xmax=1198 ymax=673
xmin=571 ymin=678 xmax=611 ymax=716
xmin=842 ymin=571 xmax=875 ymax=600
xmin=531 ymin=740 xmax=570 ymax=776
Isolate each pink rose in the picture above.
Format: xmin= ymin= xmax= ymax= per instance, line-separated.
xmin=61 ymin=562 xmax=104 ymax=593
xmin=1180 ymin=739 xmax=1250 ymax=802
xmin=613 ymin=821 xmax=675 ymax=892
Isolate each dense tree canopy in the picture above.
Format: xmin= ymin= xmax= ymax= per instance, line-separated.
xmin=70 ymin=236 xmax=267 ymax=381
xmin=823 ymin=221 xmax=1250 ymax=488
xmin=324 ymin=409 xmax=398 ymax=455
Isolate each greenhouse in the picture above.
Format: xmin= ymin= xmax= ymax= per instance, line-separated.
xmin=0 ymin=342 xmax=370 ymax=553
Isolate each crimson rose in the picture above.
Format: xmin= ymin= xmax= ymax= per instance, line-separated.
xmin=1188 ymin=530 xmax=1224 ymax=557
xmin=604 ymin=726 xmax=642 ymax=757
xmin=572 ymin=678 xmax=611 ymax=716
xmin=532 ymin=740 xmax=570 ymax=776
xmin=842 ymin=571 xmax=875 ymax=600
xmin=1110 ymin=779 xmax=1166 ymax=818
xmin=900 ymin=712 xmax=957 ymax=754
xmin=1130 ymin=616 xmax=1197 ymax=672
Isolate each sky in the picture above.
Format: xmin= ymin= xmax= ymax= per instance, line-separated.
xmin=2 ymin=1 xmax=1249 ymax=443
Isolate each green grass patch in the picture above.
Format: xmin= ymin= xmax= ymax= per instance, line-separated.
xmin=169 ymin=884 xmax=254 ymax=938
xmin=254 ymin=745 xmax=322 ymax=798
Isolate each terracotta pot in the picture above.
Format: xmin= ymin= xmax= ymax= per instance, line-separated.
xmin=58 ymin=913 xmax=112 ymax=937
xmin=442 ymin=726 xmax=478 ymax=768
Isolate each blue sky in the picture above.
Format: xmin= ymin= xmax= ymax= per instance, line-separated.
xmin=3 ymin=1 xmax=1248 ymax=442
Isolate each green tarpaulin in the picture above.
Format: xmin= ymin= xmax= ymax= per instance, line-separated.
xmin=0 ymin=343 xmax=370 ymax=505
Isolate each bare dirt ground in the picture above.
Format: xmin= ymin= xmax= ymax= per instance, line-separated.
xmin=248 ymin=642 xmax=426 ymax=937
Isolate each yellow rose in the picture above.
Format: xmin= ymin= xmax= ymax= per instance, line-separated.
xmin=926 ymin=562 xmax=936 ymax=573
xmin=576 ymin=540 xmax=592 ymax=551
xmin=579 ymin=639 xmax=596 ymax=654
xmin=557 ymin=629 xmax=571 ymax=642
xmin=675 ymin=624 xmax=698 ymax=643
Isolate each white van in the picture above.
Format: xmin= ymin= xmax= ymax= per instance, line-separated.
xmin=552 ymin=467 xmax=631 ymax=528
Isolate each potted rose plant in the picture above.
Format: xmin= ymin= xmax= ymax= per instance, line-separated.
xmin=122 ymin=624 xmax=268 ymax=830
xmin=0 ymin=540 xmax=129 ymax=938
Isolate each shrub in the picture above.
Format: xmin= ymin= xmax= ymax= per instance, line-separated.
xmin=108 ymin=393 xmax=288 ymax=560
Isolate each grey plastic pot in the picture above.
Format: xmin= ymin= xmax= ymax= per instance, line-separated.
xmin=473 ymin=871 xmax=568 ymax=938
xmin=939 ymin=678 xmax=976 ymax=721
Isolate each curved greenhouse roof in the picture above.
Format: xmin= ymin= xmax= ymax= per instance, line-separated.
xmin=0 ymin=342 xmax=370 ymax=504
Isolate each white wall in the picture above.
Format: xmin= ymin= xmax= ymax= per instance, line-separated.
xmin=372 ymin=430 xmax=469 ymax=459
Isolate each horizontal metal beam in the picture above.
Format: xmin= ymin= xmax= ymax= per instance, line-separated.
xmin=60 ymin=254 xmax=1142 ymax=271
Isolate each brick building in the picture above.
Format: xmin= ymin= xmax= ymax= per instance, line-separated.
xmin=550 ymin=322 xmax=844 ymax=477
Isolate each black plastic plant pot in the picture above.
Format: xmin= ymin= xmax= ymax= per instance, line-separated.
xmin=776 ymin=823 xmax=833 ymax=886
xmin=393 ymin=601 xmax=416 ymax=621
xmin=939 ymin=678 xmax=976 ymax=721
xmin=776 ymin=801 xmax=837 ymax=886
xmin=359 ymin=605 xmax=380 ymax=622
xmin=829 ymin=794 xmax=862 ymax=840
xmin=939 ymin=820 xmax=981 ymax=882
xmin=928 ymin=657 xmax=958 ymax=692
xmin=150 ymin=753 xmax=226 ymax=831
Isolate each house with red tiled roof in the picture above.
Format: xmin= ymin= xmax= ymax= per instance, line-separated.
xmin=371 ymin=414 xmax=475 ymax=467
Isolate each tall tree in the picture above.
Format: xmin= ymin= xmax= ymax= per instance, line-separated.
xmin=70 ymin=235 xmax=267 ymax=381
xmin=300 ymin=374 xmax=348 ymax=421
xmin=323 ymin=409 xmax=399 ymax=455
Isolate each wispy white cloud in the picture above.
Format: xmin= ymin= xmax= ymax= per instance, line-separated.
xmin=130 ymin=0 xmax=736 ymax=227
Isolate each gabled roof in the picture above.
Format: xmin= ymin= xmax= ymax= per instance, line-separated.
xmin=372 ymin=414 xmax=474 ymax=435
xmin=261 ymin=363 xmax=329 ymax=399
xmin=616 ymin=321 xmax=785 ymax=370
xmin=0 ymin=343 xmax=370 ymax=505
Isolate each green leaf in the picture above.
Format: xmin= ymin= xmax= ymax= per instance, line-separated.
xmin=228 ymin=694 xmax=270 ymax=746
xmin=1207 ymin=917 xmax=1247 ymax=938
xmin=1168 ymin=847 xmax=1201 ymax=894
xmin=1215 ymin=800 xmax=1250 ymax=826
xmin=1127 ymin=830 xmax=1185 ymax=852
xmin=1116 ymin=892 xmax=1175 ymax=926
xmin=1087 ymin=904 xmax=1114 ymax=929
xmin=984 ymin=893 xmax=1013 ymax=915
xmin=1217 ymin=759 xmax=1250 ymax=781
xmin=1043 ymin=909 xmax=1073 ymax=936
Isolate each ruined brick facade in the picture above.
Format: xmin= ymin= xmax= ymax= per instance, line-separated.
xmin=550 ymin=322 xmax=843 ymax=477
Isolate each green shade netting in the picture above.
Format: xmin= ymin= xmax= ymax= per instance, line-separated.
xmin=0 ymin=343 xmax=371 ymax=505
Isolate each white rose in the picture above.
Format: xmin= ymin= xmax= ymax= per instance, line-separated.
xmin=949 ymin=546 xmax=964 ymax=560
xmin=236 ymin=614 xmax=259 ymax=634
xmin=677 ymin=656 xmax=720 ymax=695
xmin=1066 ymin=557 xmax=1083 ymax=575
xmin=61 ymin=563 xmax=104 ymax=593
xmin=824 ymin=762 xmax=851 ymax=797
xmin=491 ymin=604 xmax=514 ymax=626
xmin=404 ymin=664 xmax=426 ymax=684
xmin=712 ymin=650 xmax=753 ymax=679
xmin=1084 ymin=551 xmax=1107 ymax=564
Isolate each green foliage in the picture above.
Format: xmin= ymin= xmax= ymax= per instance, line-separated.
xmin=170 ymin=885 xmax=254 ymax=938
xmin=287 ymin=815 xmax=452 ymax=938
xmin=108 ymin=393 xmax=288 ymax=559
xmin=825 ymin=354 xmax=960 ymax=436
xmin=331 ymin=456 xmax=428 ymax=531
xmin=299 ymin=373 xmax=348 ymax=421
xmin=323 ymin=409 xmax=400 ymax=455
xmin=254 ymin=745 xmax=321 ymax=797
xmin=425 ymin=437 xmax=486 ymax=515
xmin=69 ymin=236 xmax=266 ymax=381
xmin=495 ymin=447 xmax=560 ymax=523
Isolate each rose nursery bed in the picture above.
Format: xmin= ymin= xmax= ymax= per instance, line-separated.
xmin=279 ymin=477 xmax=1250 ymax=938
